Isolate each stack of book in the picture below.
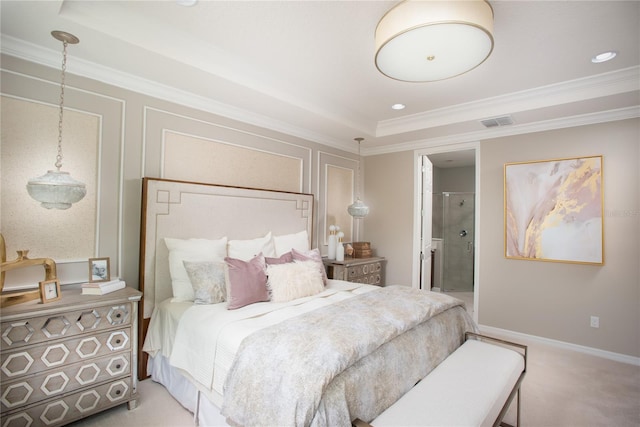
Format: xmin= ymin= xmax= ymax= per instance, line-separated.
xmin=352 ymin=242 xmax=372 ymax=258
xmin=81 ymin=279 xmax=125 ymax=295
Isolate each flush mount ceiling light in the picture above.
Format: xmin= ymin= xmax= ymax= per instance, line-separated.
xmin=375 ymin=0 xmax=494 ymax=82
xmin=391 ymin=103 xmax=406 ymax=110
xmin=591 ymin=51 xmax=617 ymax=63
xmin=26 ymin=31 xmax=86 ymax=210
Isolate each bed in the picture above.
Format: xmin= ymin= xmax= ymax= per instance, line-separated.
xmin=138 ymin=177 xmax=477 ymax=426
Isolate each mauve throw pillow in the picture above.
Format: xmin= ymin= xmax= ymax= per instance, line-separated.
xmin=265 ymin=251 xmax=294 ymax=265
xmin=291 ymin=248 xmax=328 ymax=286
xmin=225 ymin=253 xmax=269 ymax=310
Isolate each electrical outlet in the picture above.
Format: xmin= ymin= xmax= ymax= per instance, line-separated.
xmin=590 ymin=316 xmax=600 ymax=328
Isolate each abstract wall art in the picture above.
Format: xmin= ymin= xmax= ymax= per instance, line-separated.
xmin=504 ymin=155 xmax=603 ymax=265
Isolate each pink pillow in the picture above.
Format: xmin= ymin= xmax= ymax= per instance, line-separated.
xmin=265 ymin=252 xmax=293 ymax=265
xmin=225 ymin=254 xmax=269 ymax=310
xmin=291 ymin=248 xmax=328 ymax=286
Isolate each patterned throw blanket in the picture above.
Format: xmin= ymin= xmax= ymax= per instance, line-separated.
xmin=221 ymin=285 xmax=475 ymax=427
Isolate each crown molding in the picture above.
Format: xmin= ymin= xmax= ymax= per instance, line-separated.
xmin=0 ymin=35 xmax=350 ymax=152
xmin=364 ymin=106 xmax=640 ymax=156
xmin=376 ymin=66 xmax=640 ymax=137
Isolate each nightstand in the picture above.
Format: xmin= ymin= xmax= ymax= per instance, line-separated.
xmin=1 ymin=284 xmax=142 ymax=426
xmin=323 ymin=257 xmax=386 ymax=286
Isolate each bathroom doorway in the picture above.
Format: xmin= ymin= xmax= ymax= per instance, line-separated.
xmin=441 ymin=192 xmax=475 ymax=292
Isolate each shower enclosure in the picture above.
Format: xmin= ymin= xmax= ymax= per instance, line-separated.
xmin=441 ymin=192 xmax=475 ymax=292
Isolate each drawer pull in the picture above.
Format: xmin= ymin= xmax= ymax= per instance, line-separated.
xmin=116 ymin=389 xmax=122 ymax=395
xmin=116 ymin=364 xmax=121 ymax=369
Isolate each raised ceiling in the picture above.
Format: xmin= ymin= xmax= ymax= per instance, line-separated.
xmin=1 ymin=1 xmax=638 ymax=155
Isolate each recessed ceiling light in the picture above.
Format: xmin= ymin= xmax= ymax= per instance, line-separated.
xmin=591 ymin=51 xmax=617 ymax=63
xmin=391 ymin=103 xmax=406 ymax=110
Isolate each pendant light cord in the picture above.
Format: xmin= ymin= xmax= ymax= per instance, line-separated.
xmin=55 ymin=40 xmax=68 ymax=171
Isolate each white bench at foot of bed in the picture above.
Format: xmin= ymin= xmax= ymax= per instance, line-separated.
xmin=354 ymin=333 xmax=527 ymax=427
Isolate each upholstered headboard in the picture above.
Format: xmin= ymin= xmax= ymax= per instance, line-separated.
xmin=138 ymin=177 xmax=314 ymax=378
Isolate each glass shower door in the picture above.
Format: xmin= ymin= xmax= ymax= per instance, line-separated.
xmin=442 ymin=192 xmax=475 ymax=292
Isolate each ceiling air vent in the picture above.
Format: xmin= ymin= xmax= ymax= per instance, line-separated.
xmin=480 ymin=115 xmax=514 ymax=128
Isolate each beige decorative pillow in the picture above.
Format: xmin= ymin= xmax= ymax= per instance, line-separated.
xmin=183 ymin=261 xmax=227 ymax=304
xmin=266 ymin=260 xmax=324 ymax=303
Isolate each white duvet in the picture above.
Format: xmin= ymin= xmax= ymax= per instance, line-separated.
xmin=142 ymin=280 xmax=376 ymax=399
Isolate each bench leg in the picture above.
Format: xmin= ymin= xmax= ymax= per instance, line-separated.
xmin=498 ymin=387 xmax=521 ymax=427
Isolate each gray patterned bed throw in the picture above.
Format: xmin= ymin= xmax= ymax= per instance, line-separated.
xmin=221 ymin=285 xmax=476 ymax=427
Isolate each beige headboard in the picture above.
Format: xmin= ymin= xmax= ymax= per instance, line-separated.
xmin=138 ymin=177 xmax=314 ymax=378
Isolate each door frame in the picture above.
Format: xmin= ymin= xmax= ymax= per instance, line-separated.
xmin=412 ymin=142 xmax=480 ymax=322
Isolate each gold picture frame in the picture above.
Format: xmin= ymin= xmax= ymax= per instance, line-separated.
xmin=504 ymin=155 xmax=603 ymax=265
xmin=39 ymin=279 xmax=62 ymax=303
xmin=88 ymin=257 xmax=111 ymax=282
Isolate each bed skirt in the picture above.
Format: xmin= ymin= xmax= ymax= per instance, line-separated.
xmin=147 ymin=354 xmax=228 ymax=426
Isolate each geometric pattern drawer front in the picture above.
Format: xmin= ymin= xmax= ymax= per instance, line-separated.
xmin=1 ymin=376 xmax=132 ymax=427
xmin=1 ymin=303 xmax=132 ymax=351
xmin=1 ymin=353 xmax=131 ymax=412
xmin=346 ymin=261 xmax=384 ymax=285
xmin=1 ymin=328 xmax=131 ymax=382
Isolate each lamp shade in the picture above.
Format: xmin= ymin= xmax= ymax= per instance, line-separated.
xmin=375 ymin=0 xmax=494 ymax=82
xmin=347 ymin=198 xmax=370 ymax=219
xmin=27 ymin=170 xmax=87 ymax=210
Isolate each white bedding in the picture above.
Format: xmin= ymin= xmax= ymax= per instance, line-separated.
xmin=143 ymin=280 xmax=376 ymax=403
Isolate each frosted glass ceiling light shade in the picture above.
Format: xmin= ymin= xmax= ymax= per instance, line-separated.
xmin=375 ymin=0 xmax=494 ymax=82
xmin=348 ymin=138 xmax=369 ymax=219
xmin=27 ymin=31 xmax=86 ymax=210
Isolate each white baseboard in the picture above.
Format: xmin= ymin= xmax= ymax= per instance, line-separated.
xmin=479 ymin=325 xmax=640 ymax=366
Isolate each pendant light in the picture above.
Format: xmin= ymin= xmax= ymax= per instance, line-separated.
xmin=26 ymin=31 xmax=86 ymax=210
xmin=347 ymin=138 xmax=369 ymax=219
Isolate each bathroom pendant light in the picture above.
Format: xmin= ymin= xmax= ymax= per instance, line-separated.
xmin=347 ymin=138 xmax=370 ymax=219
xmin=26 ymin=31 xmax=86 ymax=210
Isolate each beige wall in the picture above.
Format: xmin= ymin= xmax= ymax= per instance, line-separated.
xmin=365 ymin=150 xmax=416 ymax=286
xmin=479 ymin=119 xmax=639 ymax=357
xmin=1 ymin=55 xmax=359 ymax=290
xmin=366 ymin=119 xmax=639 ymax=358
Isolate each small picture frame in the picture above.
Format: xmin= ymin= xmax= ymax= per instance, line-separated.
xmin=89 ymin=257 xmax=111 ymax=282
xmin=39 ymin=279 xmax=62 ymax=303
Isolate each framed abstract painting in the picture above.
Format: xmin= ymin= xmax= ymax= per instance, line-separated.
xmin=504 ymin=155 xmax=603 ymax=265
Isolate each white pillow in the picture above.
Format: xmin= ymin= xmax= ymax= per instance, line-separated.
xmin=273 ymin=230 xmax=310 ymax=256
xmin=266 ymin=259 xmax=324 ymax=303
xmin=228 ymin=232 xmax=276 ymax=261
xmin=165 ymin=237 xmax=228 ymax=301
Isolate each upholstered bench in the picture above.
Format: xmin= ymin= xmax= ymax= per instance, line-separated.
xmin=353 ymin=333 xmax=527 ymax=427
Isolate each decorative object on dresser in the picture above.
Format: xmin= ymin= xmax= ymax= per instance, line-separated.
xmin=336 ymin=231 xmax=345 ymax=262
xmin=88 ymin=257 xmax=111 ymax=282
xmin=39 ymin=279 xmax=62 ymax=303
xmin=1 ymin=284 xmax=142 ymax=426
xmin=324 ymin=256 xmax=385 ymax=286
xmin=1 ymin=233 xmax=57 ymax=308
xmin=327 ymin=225 xmax=338 ymax=260
xmin=352 ymin=241 xmax=372 ymax=258
xmin=81 ymin=279 xmax=126 ymax=295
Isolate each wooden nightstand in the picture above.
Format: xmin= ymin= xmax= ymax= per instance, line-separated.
xmin=323 ymin=257 xmax=386 ymax=286
xmin=1 ymin=284 xmax=142 ymax=426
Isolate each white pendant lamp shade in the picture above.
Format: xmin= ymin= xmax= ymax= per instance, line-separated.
xmin=27 ymin=171 xmax=86 ymax=210
xmin=27 ymin=31 xmax=86 ymax=210
xmin=348 ymin=198 xmax=370 ymax=219
xmin=375 ymin=0 xmax=494 ymax=82
xmin=348 ymin=137 xmax=369 ymax=219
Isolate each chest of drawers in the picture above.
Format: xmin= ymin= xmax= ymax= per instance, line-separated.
xmin=323 ymin=256 xmax=386 ymax=286
xmin=1 ymin=285 xmax=142 ymax=426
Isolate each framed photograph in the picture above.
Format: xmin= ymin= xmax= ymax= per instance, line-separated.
xmin=39 ymin=279 xmax=62 ymax=303
xmin=504 ymin=155 xmax=603 ymax=265
xmin=89 ymin=257 xmax=111 ymax=282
